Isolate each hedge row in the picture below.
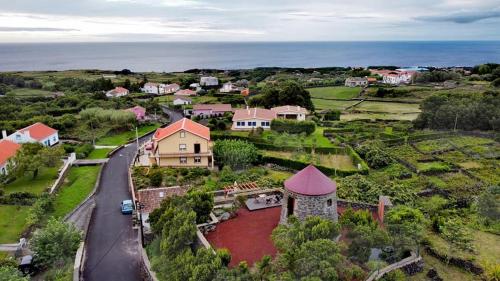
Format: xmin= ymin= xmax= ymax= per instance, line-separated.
xmin=345 ymin=146 xmax=369 ymax=172
xmin=270 ymin=119 xmax=316 ymax=135
xmin=260 ymin=154 xmax=367 ymax=177
xmin=212 ymin=133 xmax=345 ymax=154
xmin=382 ymin=132 xmax=456 ymax=146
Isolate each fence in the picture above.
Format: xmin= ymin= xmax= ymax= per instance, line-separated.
xmin=365 ymin=252 xmax=422 ymax=281
xmin=49 ymin=153 xmax=76 ymax=194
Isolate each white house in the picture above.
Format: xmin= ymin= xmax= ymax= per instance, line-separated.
xmin=271 ymin=105 xmax=308 ymax=121
xmin=3 ymin=122 xmax=59 ymax=147
xmin=142 ymin=83 xmax=162 ymax=94
xmin=232 ymin=108 xmax=277 ymax=130
xmin=106 ymin=87 xmax=129 ymax=98
xmin=369 ymin=70 xmax=416 ymax=85
xmin=345 ymin=77 xmax=368 ymax=87
xmin=220 ymin=82 xmax=242 ymax=93
xmin=200 ymin=76 xmax=219 ymax=87
xmin=0 ymin=139 xmax=21 ymax=175
xmin=173 ymin=97 xmax=192 ymax=106
xmin=143 ymin=83 xmax=180 ymax=94
xmin=163 ymin=83 xmax=180 ymax=94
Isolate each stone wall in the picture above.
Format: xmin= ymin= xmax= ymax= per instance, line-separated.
xmin=280 ymin=190 xmax=338 ymax=223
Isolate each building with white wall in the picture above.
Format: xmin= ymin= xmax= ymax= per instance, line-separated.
xmin=3 ymin=122 xmax=59 ymax=147
xmin=232 ymin=108 xmax=277 ymax=130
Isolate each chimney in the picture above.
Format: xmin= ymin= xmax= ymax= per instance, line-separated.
xmin=378 ymin=196 xmax=393 ymax=223
xmin=2 ymin=130 xmax=7 ymax=139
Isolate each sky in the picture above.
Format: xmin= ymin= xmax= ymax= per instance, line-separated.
xmin=0 ymin=0 xmax=499 ymax=42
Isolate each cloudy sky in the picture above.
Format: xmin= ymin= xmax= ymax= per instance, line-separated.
xmin=0 ymin=0 xmax=499 ymax=42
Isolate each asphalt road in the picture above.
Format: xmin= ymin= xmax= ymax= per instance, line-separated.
xmin=83 ymin=108 xmax=183 ymax=281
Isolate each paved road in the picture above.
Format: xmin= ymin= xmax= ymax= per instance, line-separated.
xmin=83 ymin=108 xmax=183 ymax=281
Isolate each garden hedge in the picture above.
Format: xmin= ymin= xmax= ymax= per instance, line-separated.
xmin=270 ymin=119 xmax=316 ymax=135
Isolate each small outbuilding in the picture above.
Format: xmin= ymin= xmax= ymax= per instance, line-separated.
xmin=279 ymin=165 xmax=338 ymax=224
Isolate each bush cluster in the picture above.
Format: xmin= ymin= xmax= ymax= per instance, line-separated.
xmin=270 ymin=119 xmax=316 ymax=135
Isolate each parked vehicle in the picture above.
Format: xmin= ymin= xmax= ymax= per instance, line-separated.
xmin=18 ymin=255 xmax=40 ymax=276
xmin=121 ymin=199 xmax=134 ymax=214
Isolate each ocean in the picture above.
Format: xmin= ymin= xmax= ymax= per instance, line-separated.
xmin=0 ymin=41 xmax=499 ymax=72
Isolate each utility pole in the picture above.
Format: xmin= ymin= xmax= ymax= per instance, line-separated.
xmin=453 ymin=112 xmax=459 ymax=132
xmin=135 ymin=126 xmax=139 ymax=152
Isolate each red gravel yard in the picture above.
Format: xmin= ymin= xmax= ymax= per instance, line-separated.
xmin=205 ymin=207 xmax=281 ymax=267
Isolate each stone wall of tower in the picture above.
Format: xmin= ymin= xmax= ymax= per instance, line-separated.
xmin=280 ymin=189 xmax=338 ymax=224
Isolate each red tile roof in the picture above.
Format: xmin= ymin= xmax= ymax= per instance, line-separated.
xmin=174 ymin=89 xmax=197 ymax=96
xmin=114 ymin=87 xmax=129 ymax=93
xmin=271 ymin=105 xmax=308 ymax=115
xmin=137 ymin=187 xmax=186 ymax=214
xmin=232 ymin=108 xmax=277 ymax=121
xmin=154 ymin=118 xmax=210 ymax=141
xmin=19 ymin=122 xmax=58 ymax=141
xmin=0 ymin=139 xmax=21 ymax=166
xmin=193 ymin=104 xmax=232 ymax=112
xmin=284 ymin=165 xmax=336 ymax=196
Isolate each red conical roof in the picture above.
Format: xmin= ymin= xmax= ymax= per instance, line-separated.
xmin=284 ymin=165 xmax=336 ymax=196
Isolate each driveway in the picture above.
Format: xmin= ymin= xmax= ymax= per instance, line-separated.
xmin=83 ymin=108 xmax=183 ymax=281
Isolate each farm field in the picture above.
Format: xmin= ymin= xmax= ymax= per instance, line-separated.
xmin=6 ymin=88 xmax=53 ymax=97
xmin=340 ymin=112 xmax=420 ymax=121
xmin=351 ymin=101 xmax=421 ymax=114
xmin=261 ymin=127 xmax=335 ymax=148
xmin=307 ymin=86 xmax=360 ymax=99
xmin=312 ymin=99 xmax=359 ymax=111
xmin=262 ymin=150 xmax=356 ymax=171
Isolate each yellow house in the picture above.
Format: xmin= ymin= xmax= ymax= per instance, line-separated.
xmin=149 ymin=118 xmax=213 ymax=168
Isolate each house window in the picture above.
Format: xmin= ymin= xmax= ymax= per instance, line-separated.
xmin=179 ymin=157 xmax=187 ymax=164
xmin=326 ymin=199 xmax=333 ymax=207
xmin=180 ymin=131 xmax=185 ymax=138
xmin=179 ymin=144 xmax=187 ymax=151
xmin=16 ymin=134 xmax=21 ymax=140
xmin=194 ymin=156 xmax=201 ymax=163
xmin=261 ymin=121 xmax=266 ymax=126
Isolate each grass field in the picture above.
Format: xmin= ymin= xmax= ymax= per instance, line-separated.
xmin=155 ymin=95 xmax=219 ymax=104
xmin=261 ymin=127 xmax=334 ymax=148
xmin=0 ymin=205 xmax=31 ymax=244
xmin=51 ymin=166 xmax=101 ymax=218
xmin=6 ymin=88 xmax=53 ymax=97
xmin=263 ymin=150 xmax=356 ymax=170
xmin=86 ymin=148 xmax=113 ymax=159
xmin=96 ymin=124 xmax=160 ymax=146
xmin=3 ymin=165 xmax=60 ymax=195
xmin=312 ymin=99 xmax=359 ymax=111
xmin=408 ymin=253 xmax=477 ymax=281
xmin=308 ymin=86 xmax=360 ymax=99
xmin=340 ymin=113 xmax=420 ymax=121
xmin=351 ymin=101 xmax=421 ymax=114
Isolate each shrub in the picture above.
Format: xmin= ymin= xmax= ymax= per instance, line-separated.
xmin=270 ymin=119 xmax=316 ymax=135
xmin=149 ymin=171 xmax=163 ymax=187
xmin=31 ymin=218 xmax=82 ymax=268
xmin=213 ymin=140 xmax=257 ymax=170
xmin=324 ymin=110 xmax=341 ymax=121
xmin=0 ymin=192 xmax=37 ymax=205
xmin=27 ymin=194 xmax=54 ymax=226
xmin=74 ymin=144 xmax=94 ymax=159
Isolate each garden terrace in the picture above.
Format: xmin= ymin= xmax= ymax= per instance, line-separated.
xmin=205 ymin=207 xmax=281 ymax=267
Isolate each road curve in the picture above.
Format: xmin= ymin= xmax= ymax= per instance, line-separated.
xmin=83 ymin=108 xmax=183 ymax=281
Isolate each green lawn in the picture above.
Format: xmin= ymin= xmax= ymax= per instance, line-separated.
xmin=262 ymin=150 xmax=356 ymax=171
xmin=312 ymin=99 xmax=359 ymax=111
xmin=6 ymin=88 xmax=53 ymax=97
xmin=86 ymin=148 xmax=112 ymax=159
xmin=351 ymin=101 xmax=421 ymax=114
xmin=3 ymin=166 xmax=59 ymax=195
xmin=308 ymin=86 xmax=360 ymax=100
xmin=96 ymin=124 xmax=160 ymax=146
xmin=0 ymin=205 xmax=31 ymax=244
xmin=340 ymin=113 xmax=420 ymax=121
xmin=261 ymin=127 xmax=334 ymax=148
xmin=51 ymin=166 xmax=101 ymax=218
